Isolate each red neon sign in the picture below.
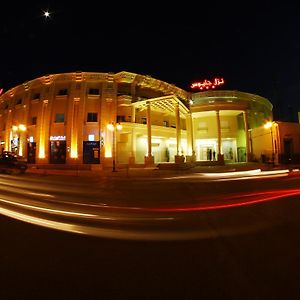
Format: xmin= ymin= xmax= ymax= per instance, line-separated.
xmin=191 ymin=78 xmax=225 ymax=90
xmin=0 ymin=88 xmax=3 ymax=96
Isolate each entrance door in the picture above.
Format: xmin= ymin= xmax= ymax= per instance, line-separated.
xmin=222 ymin=140 xmax=236 ymax=162
xmin=283 ymin=138 xmax=293 ymax=163
xmin=27 ymin=142 xmax=36 ymax=164
xmin=50 ymin=141 xmax=66 ymax=164
xmin=83 ymin=141 xmax=100 ymax=164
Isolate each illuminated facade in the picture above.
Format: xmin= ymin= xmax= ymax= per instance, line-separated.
xmin=0 ymin=72 xmax=273 ymax=167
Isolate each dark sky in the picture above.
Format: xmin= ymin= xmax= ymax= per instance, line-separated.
xmin=1 ymin=1 xmax=300 ymax=121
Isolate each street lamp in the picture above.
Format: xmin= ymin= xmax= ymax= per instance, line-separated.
xmin=264 ymin=121 xmax=274 ymax=166
xmin=107 ymin=122 xmax=122 ymax=172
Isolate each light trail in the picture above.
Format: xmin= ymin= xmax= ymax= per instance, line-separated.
xmin=134 ymin=188 xmax=300 ymax=212
xmin=0 ymin=198 xmax=97 ymax=218
xmin=163 ymin=169 xmax=291 ymax=180
xmin=0 ymin=171 xmax=300 ymax=240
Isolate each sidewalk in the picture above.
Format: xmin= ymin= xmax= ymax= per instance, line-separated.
xmin=25 ymin=162 xmax=299 ymax=178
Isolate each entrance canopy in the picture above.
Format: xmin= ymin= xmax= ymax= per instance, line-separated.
xmin=132 ymin=95 xmax=190 ymax=117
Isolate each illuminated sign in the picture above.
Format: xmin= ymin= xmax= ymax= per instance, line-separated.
xmin=191 ymin=78 xmax=225 ymax=90
xmin=0 ymin=88 xmax=3 ymax=96
xmin=50 ymin=135 xmax=66 ymax=141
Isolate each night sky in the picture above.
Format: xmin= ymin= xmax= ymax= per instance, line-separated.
xmin=1 ymin=1 xmax=300 ymax=121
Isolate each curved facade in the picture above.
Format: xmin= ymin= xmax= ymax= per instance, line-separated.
xmin=0 ymin=71 xmax=273 ymax=167
xmin=190 ymin=90 xmax=272 ymax=162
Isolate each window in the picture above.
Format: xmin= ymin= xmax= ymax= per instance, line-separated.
xmin=141 ymin=117 xmax=147 ymax=124
xmin=16 ymin=99 xmax=22 ymax=105
xmin=198 ymin=122 xmax=207 ymax=129
xmin=58 ymin=89 xmax=68 ymax=96
xmin=117 ymin=115 xmax=126 ymax=122
xmin=221 ymin=121 xmax=229 ymax=129
xmin=87 ymin=112 xmax=98 ymax=122
xmin=32 ymin=93 xmax=40 ymax=100
xmin=31 ymin=117 xmax=37 ymax=125
xmin=55 ymin=113 xmax=65 ymax=123
xmin=88 ymin=88 xmax=100 ymax=95
xmin=163 ymin=121 xmax=169 ymax=127
xmin=88 ymin=135 xmax=95 ymax=141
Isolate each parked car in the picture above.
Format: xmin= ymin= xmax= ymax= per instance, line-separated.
xmin=0 ymin=152 xmax=28 ymax=174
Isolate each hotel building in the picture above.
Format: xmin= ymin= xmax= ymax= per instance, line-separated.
xmin=0 ymin=71 xmax=273 ymax=168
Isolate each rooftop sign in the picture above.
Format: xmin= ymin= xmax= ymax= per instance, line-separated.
xmin=191 ymin=78 xmax=225 ymax=90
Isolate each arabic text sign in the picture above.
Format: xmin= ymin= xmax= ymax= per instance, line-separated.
xmin=191 ymin=78 xmax=225 ymax=90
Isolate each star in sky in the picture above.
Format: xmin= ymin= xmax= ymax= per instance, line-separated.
xmin=43 ymin=10 xmax=51 ymax=19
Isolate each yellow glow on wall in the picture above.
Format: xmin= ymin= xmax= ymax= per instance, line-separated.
xmin=70 ymin=149 xmax=78 ymax=158
xmin=39 ymin=146 xmax=45 ymax=159
xmin=18 ymin=124 xmax=26 ymax=131
xmin=70 ymin=138 xmax=78 ymax=158
xmin=39 ymin=131 xmax=45 ymax=158
xmin=105 ymin=145 xmax=112 ymax=157
xmin=19 ymin=142 xmax=23 ymax=156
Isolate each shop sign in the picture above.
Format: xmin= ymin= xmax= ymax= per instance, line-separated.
xmin=50 ymin=135 xmax=66 ymax=141
xmin=191 ymin=78 xmax=225 ymax=90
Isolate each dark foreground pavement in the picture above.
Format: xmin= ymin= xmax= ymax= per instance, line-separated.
xmin=1 ymin=195 xmax=300 ymax=300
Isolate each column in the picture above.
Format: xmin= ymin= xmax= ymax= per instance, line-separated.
xmin=70 ymin=98 xmax=80 ymax=159
xmin=216 ymin=110 xmax=223 ymax=163
xmin=186 ymin=113 xmax=195 ymax=162
xmin=129 ymin=127 xmax=136 ymax=165
xmin=175 ymin=103 xmax=184 ymax=163
xmin=175 ymin=103 xmax=181 ymax=155
xmin=144 ymin=101 xmax=154 ymax=165
xmin=243 ymin=110 xmax=250 ymax=162
xmin=37 ymin=100 xmax=48 ymax=161
xmin=129 ymin=105 xmax=136 ymax=165
xmin=131 ymin=105 xmax=136 ymax=123
xmin=5 ymin=110 xmax=13 ymax=152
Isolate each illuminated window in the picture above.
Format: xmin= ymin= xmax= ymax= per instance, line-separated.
xmin=87 ymin=112 xmax=98 ymax=122
xmin=88 ymin=135 xmax=95 ymax=141
xmin=55 ymin=113 xmax=65 ymax=123
xmin=221 ymin=121 xmax=229 ymax=129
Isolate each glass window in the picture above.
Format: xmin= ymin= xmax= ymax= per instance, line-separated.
xmin=32 ymin=93 xmax=40 ymax=100
xmin=117 ymin=115 xmax=126 ymax=122
xmin=58 ymin=89 xmax=68 ymax=96
xmin=55 ymin=113 xmax=65 ymax=123
xmin=16 ymin=99 xmax=22 ymax=105
xmin=88 ymin=88 xmax=100 ymax=95
xmin=87 ymin=112 xmax=98 ymax=122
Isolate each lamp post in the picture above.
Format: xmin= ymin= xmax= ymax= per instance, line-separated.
xmin=264 ymin=121 xmax=274 ymax=166
xmin=107 ymin=122 xmax=122 ymax=172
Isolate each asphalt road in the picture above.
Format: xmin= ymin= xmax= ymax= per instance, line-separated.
xmin=1 ymin=170 xmax=300 ymax=299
